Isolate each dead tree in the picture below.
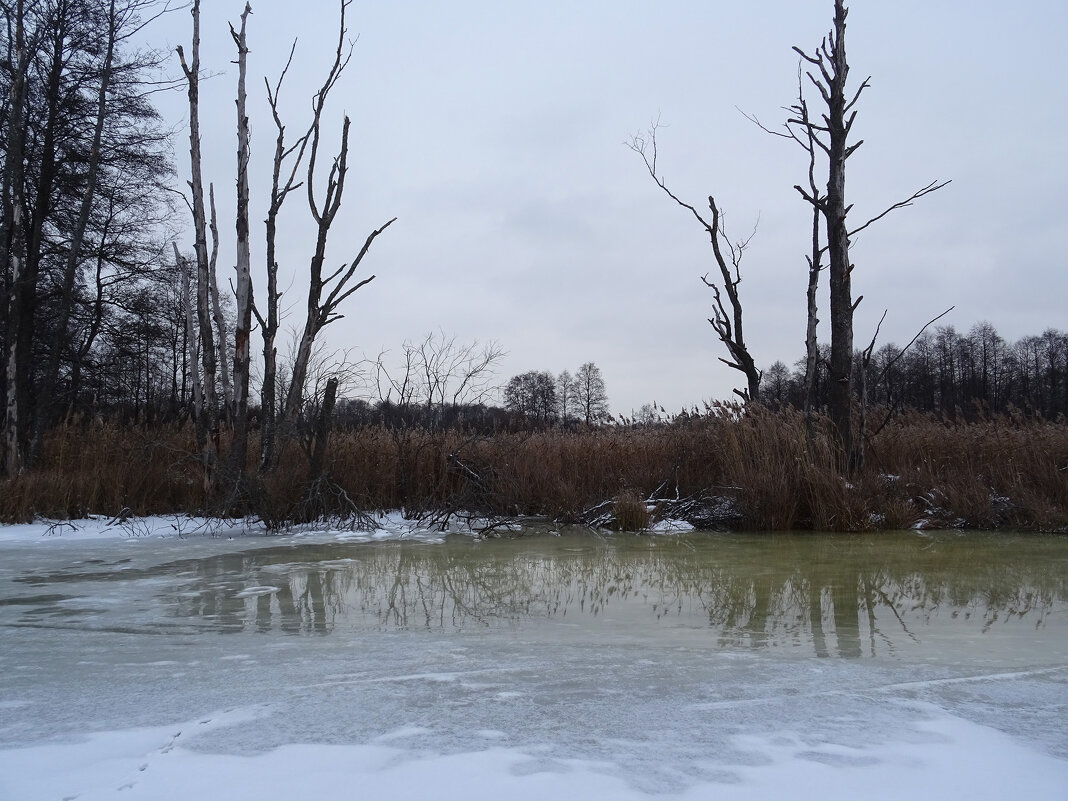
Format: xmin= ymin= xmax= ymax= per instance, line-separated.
xmin=629 ymin=125 xmax=761 ymax=402
xmin=176 ymin=0 xmax=218 ymax=486
xmin=254 ymin=39 xmax=307 ymax=470
xmin=227 ymin=2 xmax=254 ymax=479
xmin=279 ymin=0 xmax=395 ymax=429
xmin=745 ymin=70 xmax=824 ymax=450
xmin=783 ymin=0 xmax=948 ymax=470
xmin=207 ymin=184 xmax=231 ymax=424
xmin=792 ymin=0 xmax=861 ymax=470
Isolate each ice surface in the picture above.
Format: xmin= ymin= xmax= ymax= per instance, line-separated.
xmin=2 ymin=705 xmax=1066 ymax=801
xmin=1 ymin=523 xmax=1066 ymax=799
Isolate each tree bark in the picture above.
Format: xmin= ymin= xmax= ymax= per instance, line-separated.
xmin=174 ymin=243 xmax=203 ymax=431
xmin=228 ymin=2 xmax=254 ymax=480
xmin=824 ymin=0 xmax=856 ymax=471
xmin=792 ymin=0 xmax=863 ymax=471
xmin=2 ymin=0 xmax=30 ymax=478
xmin=177 ymin=0 xmax=218 ymax=488
xmin=207 ymin=184 xmax=232 ymax=426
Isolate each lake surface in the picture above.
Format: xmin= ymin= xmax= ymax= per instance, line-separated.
xmin=1 ymin=528 xmax=1067 ymax=797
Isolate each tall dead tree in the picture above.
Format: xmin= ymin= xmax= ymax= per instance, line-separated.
xmin=227 ymin=2 xmax=254 ymax=479
xmin=280 ymin=0 xmax=395 ymax=428
xmin=787 ymin=0 xmax=948 ymax=470
xmin=254 ymin=39 xmax=308 ymax=470
xmin=795 ymin=0 xmax=859 ymax=470
xmin=745 ymin=71 xmax=824 ymax=450
xmin=630 ymin=125 xmax=761 ymax=403
xmin=176 ymin=0 xmax=218 ymax=486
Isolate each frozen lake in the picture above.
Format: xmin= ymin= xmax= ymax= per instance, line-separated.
xmin=1 ymin=525 xmax=1067 ymax=799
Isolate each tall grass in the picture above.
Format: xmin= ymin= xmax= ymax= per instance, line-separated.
xmin=2 ymin=406 xmax=1066 ymax=531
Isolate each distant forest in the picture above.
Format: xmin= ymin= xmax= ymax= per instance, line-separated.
xmin=760 ymin=324 xmax=1068 ymax=421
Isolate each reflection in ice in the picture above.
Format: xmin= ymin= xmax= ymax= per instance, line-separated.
xmin=1 ymin=529 xmax=1066 ymax=797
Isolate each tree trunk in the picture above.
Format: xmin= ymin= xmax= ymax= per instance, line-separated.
xmin=2 ymin=0 xmax=30 ymax=478
xmin=207 ymin=184 xmax=232 ymax=426
xmin=177 ymin=0 xmax=218 ymax=488
xmin=19 ymin=11 xmax=68 ymax=460
xmin=821 ymin=0 xmax=857 ymax=471
xmin=803 ymin=203 xmax=821 ymax=455
xmin=307 ymin=376 xmax=338 ymax=485
xmin=259 ymin=42 xmax=306 ymax=471
xmin=174 ymin=243 xmax=203 ymax=434
xmin=228 ymin=3 xmax=254 ymax=481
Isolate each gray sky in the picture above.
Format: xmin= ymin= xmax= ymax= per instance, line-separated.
xmin=148 ymin=1 xmax=1068 ymax=415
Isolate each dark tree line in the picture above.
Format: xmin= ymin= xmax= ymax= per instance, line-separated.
xmin=761 ymin=323 xmax=1068 ymax=420
xmin=1 ymin=0 xmax=176 ymax=475
xmin=1 ymin=0 xmax=397 ymax=502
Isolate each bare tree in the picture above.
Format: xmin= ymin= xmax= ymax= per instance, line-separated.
xmin=786 ymin=0 xmax=948 ymax=470
xmin=504 ymin=370 xmax=557 ymax=426
xmin=373 ymin=331 xmax=504 ymax=427
xmin=575 ymin=361 xmax=609 ymax=425
xmin=629 ymin=125 xmax=761 ymax=402
xmin=176 ymin=0 xmax=218 ymax=485
xmin=207 ymin=184 xmax=231 ymax=423
xmin=279 ymin=0 xmax=395 ymax=433
xmin=1 ymin=0 xmax=175 ymax=464
xmin=254 ymin=39 xmax=308 ymax=469
xmin=29 ymin=0 xmax=119 ymax=462
xmin=556 ymin=369 xmax=576 ymax=422
xmin=228 ymin=2 xmax=254 ymax=479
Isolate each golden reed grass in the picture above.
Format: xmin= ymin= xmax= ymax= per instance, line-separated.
xmin=2 ymin=406 xmax=1065 ymax=531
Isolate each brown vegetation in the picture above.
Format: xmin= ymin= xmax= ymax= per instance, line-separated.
xmin=1 ymin=405 xmax=1066 ymax=533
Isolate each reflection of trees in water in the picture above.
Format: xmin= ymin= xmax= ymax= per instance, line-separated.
xmin=150 ymin=533 xmax=1068 ymax=654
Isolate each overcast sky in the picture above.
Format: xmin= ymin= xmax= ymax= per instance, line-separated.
xmin=146 ymin=1 xmax=1068 ymax=415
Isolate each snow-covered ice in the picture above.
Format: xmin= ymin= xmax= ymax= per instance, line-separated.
xmin=1 ymin=520 xmax=1066 ymax=799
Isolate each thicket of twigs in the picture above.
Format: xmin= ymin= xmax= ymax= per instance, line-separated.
xmin=1 ymin=404 xmax=1066 ymax=532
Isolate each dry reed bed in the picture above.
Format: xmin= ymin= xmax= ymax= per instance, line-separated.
xmin=2 ymin=408 xmax=1065 ymax=531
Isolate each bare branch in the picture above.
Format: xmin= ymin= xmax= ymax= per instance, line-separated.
xmin=848 ymin=180 xmax=951 ymax=239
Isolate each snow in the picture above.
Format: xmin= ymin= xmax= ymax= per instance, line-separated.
xmin=1 ymin=519 xmax=1066 ymax=800
xmin=0 ymin=511 xmax=446 ymax=545
xmin=2 ymin=705 xmax=1066 ymax=801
